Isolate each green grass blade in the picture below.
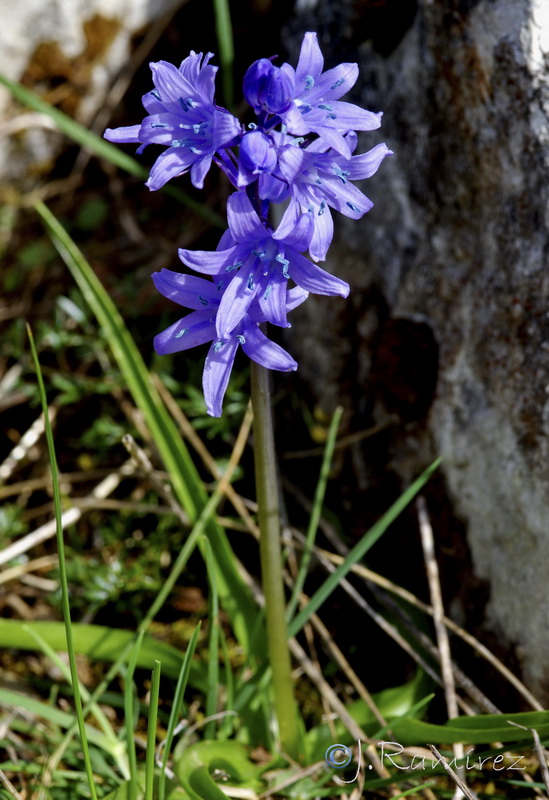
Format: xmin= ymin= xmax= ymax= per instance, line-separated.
xmin=288 ymin=458 xmax=442 ymax=638
xmin=0 ymin=688 xmax=115 ymax=751
xmin=204 ymin=539 xmax=220 ymax=740
xmin=124 ymin=629 xmax=145 ymax=800
xmin=159 ymin=622 xmax=201 ymax=800
xmin=145 ymin=660 xmax=162 ymax=800
xmin=22 ymin=624 xmax=127 ymax=772
xmin=34 ymin=200 xmax=263 ymax=657
xmin=218 ymin=627 xmax=235 ymax=739
xmin=27 ymin=324 xmax=99 ymax=800
xmin=0 ymin=619 xmax=206 ymax=685
xmin=286 ymin=406 xmax=343 ymax=622
xmin=212 ymin=0 xmax=234 ymax=110
xmin=0 ymin=73 xmax=224 ymax=227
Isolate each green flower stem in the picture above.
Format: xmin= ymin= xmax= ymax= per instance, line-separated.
xmin=250 ymin=360 xmax=302 ymax=761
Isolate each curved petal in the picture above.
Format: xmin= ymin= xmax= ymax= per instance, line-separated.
xmin=213 ymin=108 xmax=242 ymax=149
xmin=178 ymin=244 xmax=238 ymax=274
xmin=258 ymin=270 xmax=289 ymax=328
xmin=190 ymin=154 xmax=213 ymax=189
xmin=322 ymin=177 xmax=373 ymax=218
xmin=272 ymin=199 xmax=301 ymax=243
xmin=313 ymin=62 xmax=358 ymax=100
xmin=149 ymin=60 xmax=196 ymax=104
xmin=215 ymin=258 xmax=261 ymax=338
xmin=152 ymin=269 xmax=220 ymax=309
xmin=138 ymin=114 xmax=183 ymax=146
xmin=327 ymin=101 xmax=383 ymax=132
xmin=241 ymin=324 xmax=297 ymax=372
xmin=278 ymin=144 xmax=307 ymax=183
xmin=104 ymin=125 xmax=142 ymax=144
xmin=295 ymin=32 xmax=324 ymax=85
xmin=313 ymin=127 xmax=351 ymax=158
xmin=275 ymin=209 xmax=314 ymax=252
xmin=142 ymin=91 xmax=166 ymax=114
xmin=288 ymin=250 xmax=350 ymax=297
xmin=308 ymin=204 xmax=334 ymax=262
xmin=286 ymin=286 xmax=309 ymax=312
xmin=154 ymin=311 xmax=215 ymax=354
xmin=347 ymin=142 xmax=393 ymax=180
xmin=226 ymin=192 xmax=266 ymax=242
xmin=146 ymin=148 xmax=195 ymax=190
xmin=203 ymin=337 xmax=239 ymax=417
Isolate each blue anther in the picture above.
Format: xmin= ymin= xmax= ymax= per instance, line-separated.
xmin=264 ymin=284 xmax=273 ymax=300
xmin=276 ymin=254 xmax=290 ymax=279
xmin=346 ymin=201 xmax=361 ymax=213
xmin=333 ymin=165 xmax=350 ymax=184
xmin=318 ymin=103 xmax=333 ymax=111
xmin=151 ymin=122 xmax=168 ymax=128
xmin=178 ymin=97 xmax=189 ymax=112
xmin=318 ymin=200 xmax=326 ymax=216
xmin=216 ymin=280 xmax=224 ymax=291
xmin=198 ymin=295 xmax=208 ymax=306
xmin=225 ymin=261 xmax=243 ymax=272
xmin=330 ymin=77 xmax=345 ymax=90
xmin=150 ymin=89 xmax=161 ymax=101
xmin=248 ymin=122 xmax=257 ymax=130
xmin=328 ymin=113 xmax=337 ymax=120
xmin=213 ymin=340 xmax=224 ymax=353
xmin=236 ymin=334 xmax=246 ymax=344
xmin=252 ymin=249 xmax=266 ymax=258
xmin=247 ymin=274 xmax=254 ymax=290
xmin=304 ymin=75 xmax=315 ymax=90
xmin=175 ymin=328 xmax=188 ymax=338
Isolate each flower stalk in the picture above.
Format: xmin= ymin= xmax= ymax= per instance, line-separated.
xmin=250 ymin=359 xmax=302 ymax=761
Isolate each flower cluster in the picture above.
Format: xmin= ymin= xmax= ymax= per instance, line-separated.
xmin=105 ymin=33 xmax=392 ymax=415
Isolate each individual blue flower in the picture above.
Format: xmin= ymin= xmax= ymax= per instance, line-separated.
xmin=243 ymin=58 xmax=295 ymax=115
xmin=177 ymin=192 xmax=350 ymax=340
xmin=262 ymin=132 xmax=393 ymax=261
xmin=237 ymin=130 xmax=278 ymax=187
xmin=152 ymin=269 xmax=307 ymax=416
xmin=278 ymin=32 xmax=383 ymax=158
xmin=104 ymin=51 xmax=242 ymax=190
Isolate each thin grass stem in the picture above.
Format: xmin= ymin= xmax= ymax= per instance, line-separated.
xmin=27 ymin=324 xmax=99 ymax=800
xmin=204 ymin=539 xmax=220 ymax=739
xmin=158 ymin=623 xmax=201 ymax=800
xmin=212 ymin=0 xmax=234 ymax=110
xmin=145 ymin=660 xmax=162 ymax=800
xmin=124 ymin=629 xmax=145 ymax=800
xmin=286 ymin=406 xmax=342 ymax=622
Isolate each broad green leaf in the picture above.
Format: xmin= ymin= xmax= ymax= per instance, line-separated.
xmin=0 ymin=688 xmax=113 ymax=752
xmin=0 ymin=619 xmax=206 ymax=688
xmin=174 ymin=741 xmax=262 ymax=800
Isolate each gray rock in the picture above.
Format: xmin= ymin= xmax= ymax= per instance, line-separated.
xmin=0 ymin=0 xmax=182 ymax=183
xmin=286 ymin=0 xmax=549 ymax=697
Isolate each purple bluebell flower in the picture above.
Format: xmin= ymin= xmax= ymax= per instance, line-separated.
xmin=104 ymin=51 xmax=242 ymax=190
xmin=262 ymin=132 xmax=393 ymax=261
xmin=278 ymin=32 xmax=383 ymax=158
xmin=177 ymin=192 xmax=350 ymax=340
xmin=153 ymin=269 xmax=307 ymax=416
xmin=243 ymin=58 xmax=295 ymax=115
xmin=237 ymin=130 xmax=278 ymax=187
